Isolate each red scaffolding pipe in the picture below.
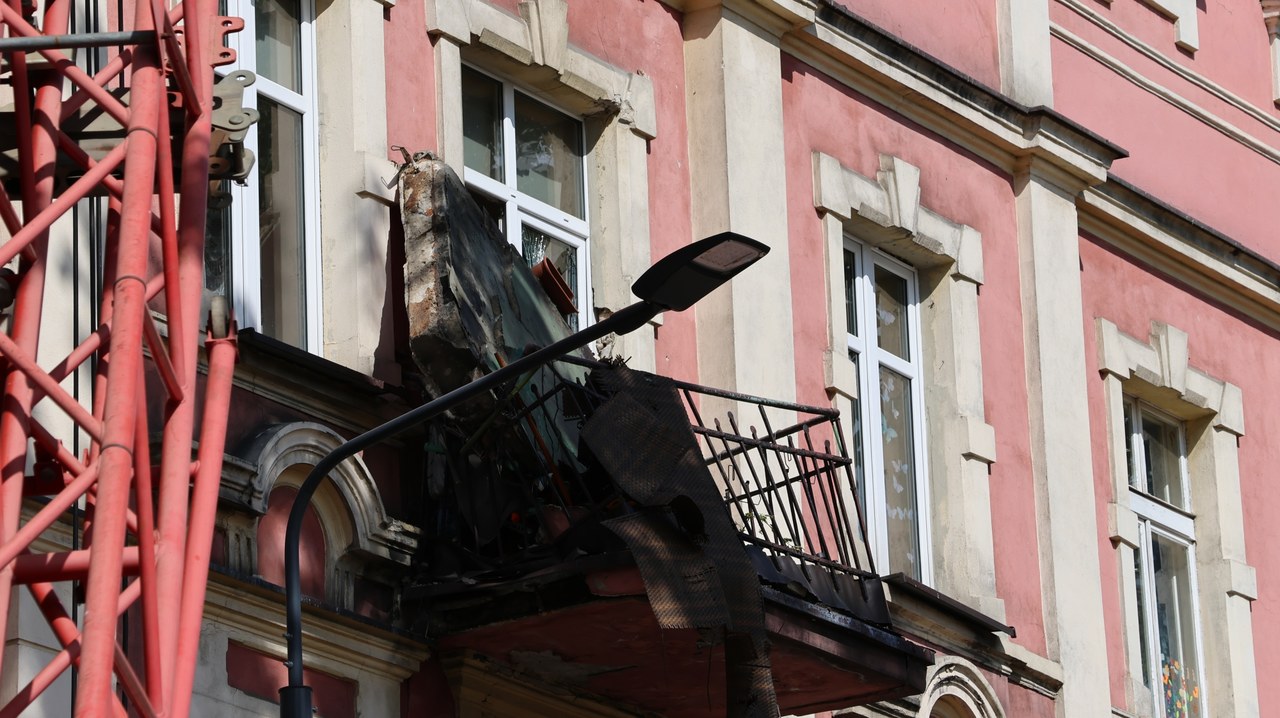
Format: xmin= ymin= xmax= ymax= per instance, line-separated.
xmin=0 ymin=0 xmax=238 ymax=711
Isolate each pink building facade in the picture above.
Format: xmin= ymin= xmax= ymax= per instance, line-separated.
xmin=7 ymin=0 xmax=1277 ymax=717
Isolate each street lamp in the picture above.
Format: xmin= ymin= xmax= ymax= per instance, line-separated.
xmin=278 ymin=231 xmax=768 ymax=717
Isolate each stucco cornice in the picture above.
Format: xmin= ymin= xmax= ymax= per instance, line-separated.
xmin=780 ymin=2 xmax=1125 ymax=188
xmin=662 ymin=0 xmax=816 ymax=30
xmin=1079 ymin=179 xmax=1280 ymax=335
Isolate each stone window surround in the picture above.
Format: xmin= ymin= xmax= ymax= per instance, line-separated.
xmin=1085 ymin=0 xmax=1200 ymax=52
xmin=813 ymin=151 xmax=1003 ymax=622
xmin=917 ymin=656 xmax=1007 ymax=718
xmin=1096 ymin=318 xmax=1258 ymax=717
xmin=219 ymin=421 xmax=419 ymax=609
xmin=427 ymin=0 xmax=661 ymax=370
xmin=1132 ymin=0 xmax=1200 ymax=51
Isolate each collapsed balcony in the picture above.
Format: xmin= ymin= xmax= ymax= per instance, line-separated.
xmin=402 ymin=358 xmax=929 ymax=715
xmin=398 ymin=157 xmax=930 ymax=716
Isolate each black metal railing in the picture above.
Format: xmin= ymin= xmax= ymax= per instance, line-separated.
xmin=672 ymin=381 xmax=876 ymax=582
xmin=410 ymin=358 xmax=884 ymax=620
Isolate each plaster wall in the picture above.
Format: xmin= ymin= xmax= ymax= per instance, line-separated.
xmin=1078 ymin=234 xmax=1275 ymax=714
xmin=1052 ymin=1 xmax=1280 ymax=134
xmin=385 ymin=0 xmax=440 ymax=154
xmin=778 ymin=55 xmax=1048 ymax=659
xmin=1049 ymin=15 xmax=1280 ymax=258
xmin=563 ymin=0 xmax=699 ymax=380
xmin=1049 ymin=0 xmax=1278 ymax=107
xmin=826 ymin=0 xmax=1002 ymax=90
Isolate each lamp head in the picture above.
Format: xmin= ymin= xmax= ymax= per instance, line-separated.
xmin=631 ymin=232 xmax=769 ymax=312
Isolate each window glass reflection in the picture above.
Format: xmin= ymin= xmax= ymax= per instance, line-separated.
xmin=514 ymin=92 xmax=584 ymax=218
xmin=256 ymin=0 xmax=302 ymax=91
xmin=880 ymin=366 xmax=919 ymax=580
xmin=875 ymin=266 xmax=910 ymax=360
xmin=257 ymin=96 xmax=307 ymax=348
xmin=462 ymin=68 xmax=504 ymax=181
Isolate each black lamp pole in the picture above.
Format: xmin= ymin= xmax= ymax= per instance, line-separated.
xmin=278 ymin=232 xmax=768 ymax=718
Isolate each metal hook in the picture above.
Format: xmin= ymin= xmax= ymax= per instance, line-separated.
xmin=384 ymin=145 xmax=416 ymax=189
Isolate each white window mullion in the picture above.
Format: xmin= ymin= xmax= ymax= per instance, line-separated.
xmin=851 ymin=246 xmax=884 ymax=569
xmin=299 ymin=0 xmax=321 ymax=355
xmin=1186 ymin=539 xmax=1208 ymax=715
xmin=501 ymin=83 xmax=517 ymax=189
xmin=230 ymin=0 xmax=261 ymax=337
xmin=1140 ymin=521 xmax=1162 ymax=710
xmin=904 ymin=259 xmax=931 ymax=585
xmin=504 ymin=199 xmax=521 ymax=252
xmin=252 ymin=76 xmax=307 ymax=112
xmin=860 ymin=344 xmax=888 ymax=571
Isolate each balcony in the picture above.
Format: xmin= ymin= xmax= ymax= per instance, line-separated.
xmin=402 ymin=358 xmax=930 ymax=716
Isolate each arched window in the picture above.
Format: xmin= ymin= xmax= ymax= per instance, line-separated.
xmin=917 ymin=657 xmax=1005 ymax=718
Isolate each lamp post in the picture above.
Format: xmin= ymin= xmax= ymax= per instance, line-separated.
xmin=278 ymin=232 xmax=769 ymax=717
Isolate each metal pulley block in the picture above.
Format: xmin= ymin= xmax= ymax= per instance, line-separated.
xmin=209 ymin=69 xmax=259 ymax=186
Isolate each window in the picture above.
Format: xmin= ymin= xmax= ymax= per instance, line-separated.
xmin=816 ymin=152 xmax=996 ymax=613
xmin=207 ymin=0 xmax=321 ymax=352
xmin=1124 ymin=398 xmax=1205 ymax=718
xmin=460 ymin=66 xmax=590 ymax=330
xmin=1098 ymin=319 xmax=1256 ymax=717
xmin=843 ymin=237 xmax=930 ymax=582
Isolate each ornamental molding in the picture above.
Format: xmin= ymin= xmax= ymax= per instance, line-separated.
xmin=1137 ymin=0 xmax=1199 ymax=50
xmin=223 ymin=421 xmax=419 ymax=565
xmin=917 ymin=656 xmax=1007 ymax=718
xmin=1096 ymin=319 xmax=1244 ymax=435
xmin=427 ymin=0 xmax=656 ymax=138
xmin=204 ymin=573 xmax=429 ymax=681
xmin=813 ymin=151 xmax=985 ymax=285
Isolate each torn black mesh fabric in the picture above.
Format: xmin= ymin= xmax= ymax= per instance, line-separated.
xmin=582 ymin=365 xmax=780 ymax=718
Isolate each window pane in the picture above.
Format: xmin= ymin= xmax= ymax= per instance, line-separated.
xmin=1142 ymin=412 xmax=1186 ymax=508
xmin=1134 ymin=540 xmax=1153 ymax=687
xmin=849 ymin=351 xmax=865 ymax=512
xmin=522 ymin=225 xmax=578 ymax=331
xmin=880 ymin=366 xmax=919 ymax=580
xmin=1151 ymin=534 xmax=1201 ymax=717
xmin=514 ymin=92 xmax=584 ymax=218
xmin=257 ymin=96 xmax=307 ymax=349
xmin=1125 ymin=400 xmax=1139 ymax=490
xmin=255 ymin=0 xmax=302 ymax=92
xmin=462 ymin=68 xmax=504 ymax=181
xmin=205 ymin=204 xmax=231 ymax=300
xmin=874 ymin=265 xmax=910 ymax=360
xmin=844 ymin=248 xmax=857 ymax=337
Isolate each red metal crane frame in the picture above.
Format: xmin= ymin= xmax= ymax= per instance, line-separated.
xmin=0 ymin=0 xmax=236 ymax=714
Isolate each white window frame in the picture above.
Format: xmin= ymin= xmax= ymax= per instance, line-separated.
xmin=460 ymin=66 xmax=592 ymax=331
xmin=844 ymin=236 xmax=932 ymax=584
xmin=1125 ymin=397 xmax=1207 ymax=718
xmin=221 ymin=0 xmax=323 ymax=354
